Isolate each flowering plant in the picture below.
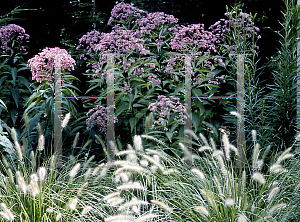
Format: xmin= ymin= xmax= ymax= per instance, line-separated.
xmin=75 ymin=2 xmax=261 ymax=149
xmin=27 ymin=47 xmax=76 ymax=85
xmin=0 ymin=24 xmax=29 ymax=54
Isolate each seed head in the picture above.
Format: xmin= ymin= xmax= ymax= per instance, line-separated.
xmin=195 ymin=206 xmax=209 ymax=216
xmin=37 ymin=134 xmax=45 ymax=151
xmin=133 ymin=135 xmax=143 ymax=151
xmin=16 ymin=171 xmax=27 ymax=194
xmin=150 ymin=199 xmax=173 ymax=213
xmin=252 ymin=172 xmax=266 ymax=185
xmin=61 ymin=113 xmax=71 ymax=128
xmin=68 ymin=198 xmax=78 ymax=210
xmin=81 ymin=205 xmax=92 ymax=215
xmin=38 ymin=167 xmax=47 ymax=182
xmin=70 ymin=163 xmax=81 ymax=179
xmin=191 ymin=168 xmax=205 ymax=179
xmin=225 ymin=198 xmax=235 ymax=206
xmin=267 ymin=186 xmax=280 ymax=202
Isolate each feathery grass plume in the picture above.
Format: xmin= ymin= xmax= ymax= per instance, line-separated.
xmin=61 ymin=113 xmax=71 ymax=128
xmin=252 ymin=143 xmax=260 ymax=169
xmin=83 ymin=155 xmax=95 ymax=169
xmin=27 ymin=180 xmax=39 ymax=197
xmin=267 ymin=186 xmax=280 ymax=202
xmin=217 ymin=155 xmax=227 ymax=176
xmin=96 ymin=165 xmax=109 ymax=180
xmin=16 ymin=171 xmax=27 ymax=194
xmin=0 ymin=211 xmax=11 ymax=221
xmin=178 ymin=142 xmax=193 ymax=164
xmin=191 ymin=168 xmax=205 ymax=179
xmin=163 ymin=168 xmax=179 ymax=175
xmin=109 ymin=140 xmax=118 ymax=154
xmin=267 ymin=203 xmax=286 ymax=216
xmin=72 ymin=132 xmax=80 ymax=148
xmin=262 ymin=145 xmax=271 ymax=162
xmin=37 ymin=134 xmax=45 ymax=151
xmin=113 ymin=160 xmax=136 ymax=167
xmin=237 ymin=214 xmax=247 ymax=222
xmin=24 ymin=112 xmax=30 ymax=132
xmin=210 ymin=137 xmax=217 ymax=151
xmin=0 ymin=203 xmax=14 ymax=221
xmin=78 ymin=182 xmax=88 ymax=196
xmin=212 ymin=150 xmax=224 ymax=158
xmin=108 ymin=197 xmax=124 ymax=206
xmin=37 ymin=123 xmax=43 ymax=136
xmin=82 ymin=139 xmax=92 ymax=150
xmin=140 ymin=159 xmax=149 ymax=167
xmin=1 ymin=156 xmax=9 ymax=169
xmin=214 ymin=176 xmax=223 ymax=196
xmin=7 ymin=168 xmax=14 ymax=184
xmin=195 ymin=206 xmax=209 ymax=216
xmin=46 ymin=207 xmax=54 ymax=213
xmin=69 ymin=163 xmax=81 ymax=179
xmin=225 ymin=198 xmax=235 ymax=206
xmin=84 ymin=168 xmax=91 ymax=182
xmin=184 ymin=129 xmax=199 ymax=141
xmin=135 ymin=213 xmax=159 ymax=222
xmin=22 ymin=137 xmax=27 ymax=153
xmin=199 ymin=133 xmax=209 ymax=146
xmin=11 ymin=127 xmax=17 ymax=142
xmin=241 ymin=170 xmax=246 ymax=192
xmin=104 ymin=215 xmax=135 ymax=222
xmin=67 ymin=198 xmax=78 ymax=210
xmin=92 ymin=163 xmax=104 ymax=176
xmin=30 ymin=173 xmax=38 ymax=183
xmin=222 ymin=133 xmax=230 ymax=159
xmin=30 ymin=151 xmax=36 ymax=170
xmin=56 ymin=212 xmax=62 ymax=221
xmin=49 ymin=155 xmax=56 ymax=171
xmin=150 ymin=199 xmax=173 ymax=213
xmin=94 ymin=134 xmax=106 ymax=152
xmin=140 ymin=154 xmax=164 ymax=172
xmin=230 ymin=111 xmax=242 ymax=120
xmin=14 ymin=141 xmax=23 ymax=161
xmin=252 ymin=172 xmax=266 ymax=185
xmin=198 ymin=145 xmax=212 ymax=152
xmin=133 ymin=135 xmax=143 ymax=151
xmin=103 ymin=192 xmax=120 ymax=201
xmin=114 ymin=165 xmax=150 ymax=175
xmin=81 ymin=205 xmax=92 ymax=215
xmin=117 ymin=181 xmax=146 ymax=191
xmin=141 ymin=135 xmax=168 ymax=148
xmin=269 ymin=164 xmax=287 ymax=174
xmin=116 ymin=150 xmax=136 ymax=157
xmin=126 ymin=152 xmax=138 ymax=164
xmin=276 ymin=147 xmax=294 ymax=164
xmin=37 ymin=167 xmax=47 ymax=182
xmin=251 ymin=129 xmax=257 ymax=142
xmin=117 ymin=199 xmax=148 ymax=211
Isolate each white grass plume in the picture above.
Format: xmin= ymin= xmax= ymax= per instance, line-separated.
xmin=195 ymin=206 xmax=209 ymax=216
xmin=81 ymin=205 xmax=92 ymax=215
xmin=135 ymin=213 xmax=159 ymax=222
xmin=117 ymin=199 xmax=148 ymax=211
xmin=252 ymin=172 xmax=266 ymax=185
xmin=61 ymin=113 xmax=71 ymax=128
xmin=267 ymin=186 xmax=280 ymax=202
xmin=150 ymin=199 xmax=173 ymax=213
xmin=70 ymin=163 xmax=81 ymax=179
xmin=16 ymin=171 xmax=27 ymax=194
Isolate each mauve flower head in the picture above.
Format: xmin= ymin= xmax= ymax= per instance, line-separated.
xmin=135 ymin=12 xmax=178 ymax=35
xmin=0 ymin=24 xmax=29 ymax=53
xmin=27 ymin=47 xmax=76 ymax=85
xmin=148 ymin=95 xmax=187 ymax=131
xmin=209 ymin=10 xmax=260 ymax=54
xmin=108 ymin=2 xmax=148 ymax=28
xmin=86 ymin=105 xmax=118 ymax=134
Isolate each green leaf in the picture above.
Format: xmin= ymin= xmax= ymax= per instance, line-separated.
xmin=11 ymin=88 xmax=19 ymax=108
xmin=0 ymin=76 xmax=8 ymax=86
xmin=10 ymin=108 xmax=17 ymax=125
xmin=129 ymin=117 xmax=138 ymax=134
xmin=166 ymin=132 xmax=173 ymax=142
xmin=11 ymin=67 xmax=17 ymax=86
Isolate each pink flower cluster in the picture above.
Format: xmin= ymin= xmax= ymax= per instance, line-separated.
xmin=135 ymin=12 xmax=178 ymax=35
xmin=108 ymin=2 xmax=148 ymax=27
xmin=148 ymin=95 xmax=187 ymax=131
xmin=0 ymin=24 xmax=29 ymax=53
xmin=86 ymin=105 xmax=118 ymax=133
xmin=28 ymin=47 xmax=76 ymax=85
xmin=209 ymin=11 xmax=260 ymax=54
xmin=169 ymin=23 xmax=218 ymax=57
xmin=76 ymin=30 xmax=101 ymax=57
